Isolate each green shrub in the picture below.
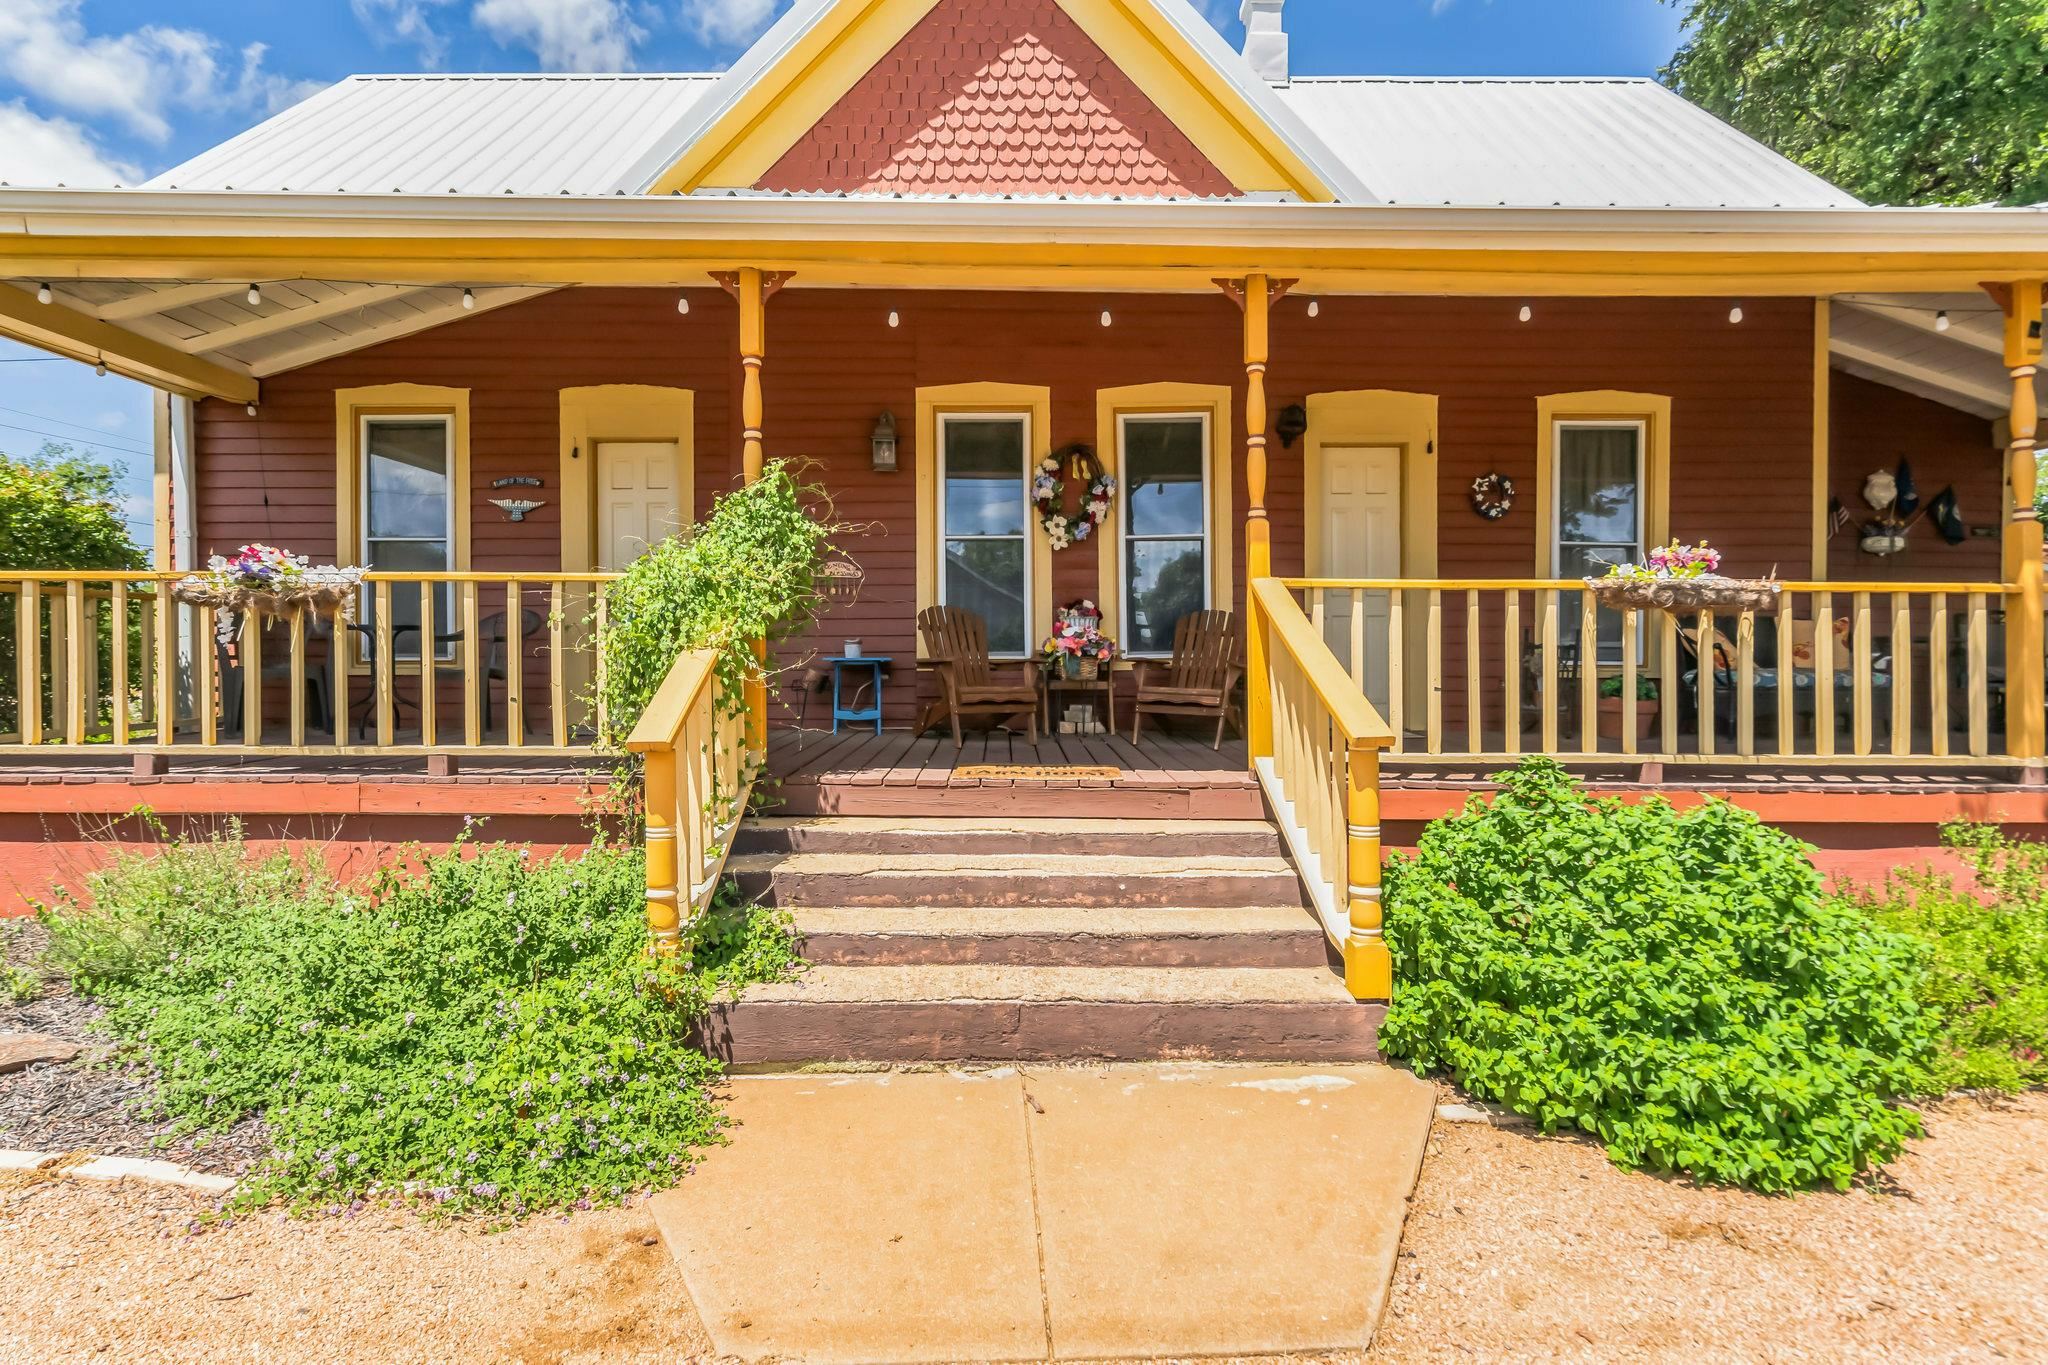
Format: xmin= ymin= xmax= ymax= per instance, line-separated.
xmin=594 ymin=461 xmax=838 ymax=750
xmin=1843 ymin=821 xmax=2048 ymax=1095
xmin=1380 ymin=758 xmax=1935 ymax=1192
xmin=40 ymin=829 xmax=797 ymax=1216
xmin=2 ymin=962 xmax=38 ymax=1003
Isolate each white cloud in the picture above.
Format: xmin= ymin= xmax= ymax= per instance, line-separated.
xmin=683 ymin=0 xmax=782 ymax=47
xmin=352 ymin=0 xmax=461 ymax=66
xmin=0 ymin=101 xmax=140 ymax=187
xmin=473 ymin=0 xmax=642 ymax=70
xmin=0 ymin=0 xmax=313 ymax=142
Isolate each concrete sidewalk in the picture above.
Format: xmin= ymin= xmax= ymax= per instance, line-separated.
xmin=649 ymin=1063 xmax=1435 ymax=1363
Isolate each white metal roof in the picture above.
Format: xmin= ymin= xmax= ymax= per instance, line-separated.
xmin=144 ymin=74 xmax=717 ymax=196
xmin=1275 ymin=77 xmax=1861 ymax=210
xmin=135 ymin=71 xmax=1860 ymax=209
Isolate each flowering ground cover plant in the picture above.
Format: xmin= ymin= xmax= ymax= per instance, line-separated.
xmin=37 ymin=827 xmax=798 ymax=1218
xmin=1380 ymin=757 xmax=1935 ymax=1192
xmin=1603 ymin=539 xmax=1722 ymax=581
xmin=1042 ymin=599 xmax=1119 ymax=665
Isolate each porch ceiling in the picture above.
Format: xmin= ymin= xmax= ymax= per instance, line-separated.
xmin=1831 ymin=290 xmax=2041 ymax=420
xmin=0 ymin=276 xmax=554 ymax=400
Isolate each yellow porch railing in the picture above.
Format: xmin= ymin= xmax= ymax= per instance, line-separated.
xmin=0 ymin=570 xmax=619 ymax=756
xmin=1248 ymin=578 xmax=1398 ymax=1003
xmin=624 ymin=649 xmax=760 ymax=958
xmin=1278 ymin=578 xmax=2022 ymax=766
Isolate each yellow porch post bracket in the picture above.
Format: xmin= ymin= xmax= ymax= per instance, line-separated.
xmin=1345 ymin=739 xmax=1392 ymax=1002
xmin=1994 ymin=278 xmax=2045 ymax=760
xmin=642 ymin=746 xmax=682 ymax=954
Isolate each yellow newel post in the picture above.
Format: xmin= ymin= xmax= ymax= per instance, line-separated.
xmin=1997 ymin=278 xmax=2045 ymax=760
xmin=643 ymin=745 xmax=682 ymax=955
xmin=1345 ymin=741 xmax=1392 ymax=1001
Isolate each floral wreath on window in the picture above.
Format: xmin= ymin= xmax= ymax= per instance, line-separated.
xmin=1032 ymin=442 xmax=1117 ymax=551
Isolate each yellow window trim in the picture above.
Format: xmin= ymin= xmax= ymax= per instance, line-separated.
xmin=1533 ymin=390 xmax=1673 ymax=578
xmin=1303 ymin=390 xmax=1440 ymax=721
xmin=1093 ymin=382 xmax=1234 ymax=654
xmin=333 ymin=383 xmax=471 ymax=674
xmin=916 ymin=382 xmax=1054 ymax=658
xmin=557 ymin=385 xmax=696 ymax=574
xmin=650 ymin=0 xmax=1331 ymax=200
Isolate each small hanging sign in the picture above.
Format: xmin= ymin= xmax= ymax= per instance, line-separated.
xmin=491 ymin=475 xmax=545 ymax=489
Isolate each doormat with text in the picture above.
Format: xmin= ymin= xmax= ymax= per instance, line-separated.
xmin=954 ymin=764 xmax=1122 ymax=781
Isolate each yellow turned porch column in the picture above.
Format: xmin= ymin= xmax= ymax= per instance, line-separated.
xmin=1228 ymin=272 xmax=1279 ymax=757
xmin=643 ymin=745 xmax=682 ymax=954
xmin=1999 ymin=278 xmax=2045 ymax=760
xmin=720 ymin=266 xmax=790 ymax=757
xmin=1346 ymin=741 xmax=1392 ymax=1001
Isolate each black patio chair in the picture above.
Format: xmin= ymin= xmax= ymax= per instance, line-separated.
xmin=219 ymin=614 xmax=334 ymax=738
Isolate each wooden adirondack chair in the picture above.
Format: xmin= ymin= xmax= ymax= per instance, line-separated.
xmin=1130 ymin=610 xmax=1244 ymax=749
xmin=917 ymin=605 xmax=1041 ymax=748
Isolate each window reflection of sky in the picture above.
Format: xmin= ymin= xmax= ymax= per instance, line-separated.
xmin=367 ymin=422 xmax=449 ymax=540
xmin=1124 ymin=419 xmax=1204 ymax=537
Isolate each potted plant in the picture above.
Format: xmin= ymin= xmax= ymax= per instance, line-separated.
xmin=1597 ymin=673 xmax=1660 ymax=741
xmin=1041 ymin=599 xmax=1119 ymax=680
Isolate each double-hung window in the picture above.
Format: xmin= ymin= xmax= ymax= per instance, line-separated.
xmin=1553 ymin=420 xmax=1644 ymax=665
xmin=1120 ymin=413 xmax=1209 ymax=657
xmin=939 ymin=413 xmax=1031 ymax=657
xmin=361 ymin=414 xmax=455 ymax=662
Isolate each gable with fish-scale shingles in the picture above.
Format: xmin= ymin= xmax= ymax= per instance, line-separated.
xmin=756 ymin=0 xmax=1235 ymax=198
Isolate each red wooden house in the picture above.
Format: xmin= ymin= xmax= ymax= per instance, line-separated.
xmin=3 ymin=0 xmax=2047 ymax=1030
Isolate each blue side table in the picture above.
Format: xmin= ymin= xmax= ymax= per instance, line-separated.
xmin=830 ymin=656 xmax=889 ymax=734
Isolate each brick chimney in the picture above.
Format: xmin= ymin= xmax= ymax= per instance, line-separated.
xmin=1240 ymin=0 xmax=1289 ymax=86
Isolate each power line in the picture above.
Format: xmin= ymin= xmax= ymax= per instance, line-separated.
xmin=0 ymin=403 xmax=148 ymax=446
xmin=0 ymin=419 xmax=150 ymax=458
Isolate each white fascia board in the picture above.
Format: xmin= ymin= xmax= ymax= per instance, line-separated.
xmin=5 ymin=189 xmax=2048 ymax=255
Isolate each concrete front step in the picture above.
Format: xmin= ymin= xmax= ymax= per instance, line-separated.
xmin=731 ymin=851 xmax=1311 ymax=909
xmin=706 ymin=965 xmax=1383 ymax=1064
xmin=794 ymin=905 xmax=1334 ymax=967
xmin=734 ymin=816 xmax=1287 ymax=860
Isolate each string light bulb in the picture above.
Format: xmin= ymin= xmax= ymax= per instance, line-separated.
xmin=461 ymin=288 xmax=475 ymax=310
xmin=1100 ymin=310 xmax=1113 ymax=327
xmin=36 ymin=284 xmax=51 ymax=305
xmin=247 ymin=284 xmax=262 ymax=306
xmin=1935 ymin=309 xmax=1951 ymax=332
xmin=676 ymin=293 xmax=690 ymax=315
xmin=1729 ymin=303 xmax=1745 ymax=324
xmin=246 ymin=403 xmax=258 ymax=417
xmin=887 ymin=310 xmax=900 ymax=328
xmin=1518 ymin=304 xmax=1533 ymax=323
xmin=94 ymin=362 xmax=107 ymax=376
xmin=1307 ymin=299 xmax=1321 ymax=318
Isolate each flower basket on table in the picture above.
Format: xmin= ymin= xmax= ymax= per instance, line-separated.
xmin=1587 ymin=540 xmax=1780 ymax=615
xmin=1041 ymin=599 xmax=1118 ymax=680
xmin=173 ymin=544 xmax=366 ymax=645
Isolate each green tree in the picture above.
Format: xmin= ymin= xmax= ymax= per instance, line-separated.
xmin=1662 ymin=0 xmax=2048 ymax=206
xmin=0 ymin=442 xmax=145 ymax=571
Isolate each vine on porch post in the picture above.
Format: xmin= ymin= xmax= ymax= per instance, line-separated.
xmin=1216 ymin=273 xmax=1295 ymax=760
xmin=1991 ymin=277 xmax=2044 ymax=760
xmin=712 ymin=266 xmax=793 ymax=757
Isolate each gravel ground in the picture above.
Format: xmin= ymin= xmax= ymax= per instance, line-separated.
xmin=0 ymin=922 xmax=269 ymax=1177
xmin=2 ymin=1085 xmax=2042 ymax=1363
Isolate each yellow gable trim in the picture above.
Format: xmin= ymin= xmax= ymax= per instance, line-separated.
xmin=645 ymin=0 xmax=1334 ymax=201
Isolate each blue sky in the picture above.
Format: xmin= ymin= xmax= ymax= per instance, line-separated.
xmin=0 ymin=0 xmax=1688 ymax=546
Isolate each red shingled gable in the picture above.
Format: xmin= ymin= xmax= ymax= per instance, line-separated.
xmin=756 ymin=0 xmax=1239 ymax=198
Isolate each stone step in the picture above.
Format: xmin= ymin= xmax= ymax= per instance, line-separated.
xmin=729 ymin=852 xmax=1311 ymax=910
xmin=733 ymin=816 xmax=1287 ymax=860
xmin=792 ymin=906 xmax=1333 ymax=968
xmin=706 ymin=965 xmax=1382 ymax=1065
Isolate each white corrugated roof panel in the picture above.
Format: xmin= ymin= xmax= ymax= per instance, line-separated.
xmin=145 ymin=74 xmax=717 ymax=196
xmin=1275 ymin=77 xmax=1860 ymax=209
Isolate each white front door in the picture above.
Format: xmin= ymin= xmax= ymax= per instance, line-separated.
xmin=595 ymin=441 xmax=682 ymax=569
xmin=1319 ymin=446 xmax=1402 ymax=714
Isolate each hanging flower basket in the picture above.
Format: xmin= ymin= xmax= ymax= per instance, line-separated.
xmin=1586 ymin=575 xmax=1782 ymax=615
xmin=172 ymin=545 xmax=365 ymax=644
xmin=1587 ymin=539 xmax=1780 ymax=616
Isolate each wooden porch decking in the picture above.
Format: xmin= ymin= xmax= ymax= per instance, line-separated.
xmin=764 ymin=725 xmax=1261 ymax=818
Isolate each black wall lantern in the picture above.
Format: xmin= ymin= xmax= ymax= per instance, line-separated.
xmin=1276 ymin=402 xmax=1309 ymax=450
xmin=871 ymin=411 xmax=899 ymax=472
